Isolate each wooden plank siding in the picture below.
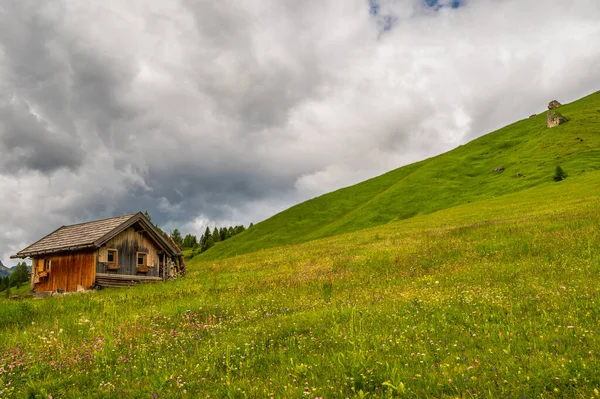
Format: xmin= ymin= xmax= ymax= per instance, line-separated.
xmin=33 ymin=252 xmax=96 ymax=292
xmin=17 ymin=213 xmax=181 ymax=293
xmin=96 ymin=227 xmax=161 ymax=278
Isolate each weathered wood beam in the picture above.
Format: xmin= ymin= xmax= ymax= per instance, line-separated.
xmin=95 ymin=273 xmax=162 ymax=281
xmin=29 ymin=258 xmax=35 ymax=293
xmin=13 ymin=244 xmax=97 ymax=259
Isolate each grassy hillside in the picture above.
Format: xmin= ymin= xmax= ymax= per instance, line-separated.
xmin=1 ymin=170 xmax=599 ymax=398
xmin=201 ymin=91 xmax=600 ymax=260
xmin=1 ymin=91 xmax=599 ymax=398
xmin=2 ymin=283 xmax=31 ymax=296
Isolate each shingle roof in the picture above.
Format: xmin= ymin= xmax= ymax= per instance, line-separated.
xmin=15 ymin=214 xmax=137 ymax=257
xmin=14 ymin=213 xmax=181 ymax=259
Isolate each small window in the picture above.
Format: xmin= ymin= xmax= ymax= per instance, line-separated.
xmin=137 ymin=252 xmax=147 ymax=267
xmin=37 ymin=259 xmax=51 ymax=277
xmin=107 ymin=249 xmax=118 ymax=264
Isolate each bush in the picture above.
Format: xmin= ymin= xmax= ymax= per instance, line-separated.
xmin=553 ymin=165 xmax=567 ymax=182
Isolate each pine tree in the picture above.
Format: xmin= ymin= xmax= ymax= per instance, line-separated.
xmin=201 ymin=226 xmax=215 ymax=252
xmin=200 ymin=227 xmax=210 ymax=246
xmin=553 ymin=165 xmax=567 ymax=182
xmin=212 ymin=227 xmax=221 ymax=242
xmin=170 ymin=229 xmax=183 ymax=247
xmin=182 ymin=234 xmax=198 ymax=249
xmin=0 ymin=276 xmax=8 ymax=292
xmin=219 ymin=227 xmax=227 ymax=241
xmin=9 ymin=262 xmax=30 ymax=289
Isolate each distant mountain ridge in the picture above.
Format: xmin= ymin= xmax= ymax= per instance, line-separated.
xmin=0 ymin=261 xmax=13 ymax=277
xmin=0 ymin=261 xmax=28 ymax=278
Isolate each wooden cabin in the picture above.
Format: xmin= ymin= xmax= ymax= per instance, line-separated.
xmin=12 ymin=212 xmax=185 ymax=293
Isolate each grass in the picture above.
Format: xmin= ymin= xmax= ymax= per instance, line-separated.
xmin=1 ymin=170 xmax=600 ymax=398
xmin=1 ymin=283 xmax=31 ymax=298
xmin=201 ymin=91 xmax=600 ymax=260
xmin=2 ymin=91 xmax=600 ymax=398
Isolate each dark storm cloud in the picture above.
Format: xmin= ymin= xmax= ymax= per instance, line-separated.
xmin=0 ymin=0 xmax=140 ymax=172
xmin=0 ymin=99 xmax=83 ymax=173
xmin=2 ymin=0 xmax=600 ymax=263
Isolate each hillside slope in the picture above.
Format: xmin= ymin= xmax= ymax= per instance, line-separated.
xmin=201 ymin=91 xmax=600 ymax=260
xmin=2 ymin=165 xmax=600 ymax=397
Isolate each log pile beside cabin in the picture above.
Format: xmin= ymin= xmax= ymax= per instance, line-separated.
xmin=12 ymin=212 xmax=185 ymax=293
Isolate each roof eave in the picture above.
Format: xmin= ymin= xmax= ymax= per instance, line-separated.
xmin=93 ymin=213 xmax=140 ymax=247
xmin=138 ymin=219 xmax=180 ymax=256
xmin=94 ymin=212 xmax=179 ymax=256
xmin=11 ymin=243 xmax=98 ymax=259
xmin=136 ymin=216 xmax=181 ymax=256
xmin=13 ymin=225 xmax=68 ymax=257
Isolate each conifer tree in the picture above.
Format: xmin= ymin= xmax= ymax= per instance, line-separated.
xmin=553 ymin=165 xmax=567 ymax=182
xmin=170 ymin=229 xmax=183 ymax=247
xmin=220 ymin=227 xmax=228 ymax=241
xmin=201 ymin=227 xmax=214 ymax=252
xmin=201 ymin=227 xmax=211 ymax=246
xmin=182 ymin=234 xmax=198 ymax=249
xmin=0 ymin=276 xmax=8 ymax=292
xmin=9 ymin=262 xmax=30 ymax=289
xmin=212 ymin=227 xmax=221 ymax=242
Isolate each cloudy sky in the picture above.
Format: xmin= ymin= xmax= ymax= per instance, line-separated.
xmin=1 ymin=0 xmax=600 ymax=264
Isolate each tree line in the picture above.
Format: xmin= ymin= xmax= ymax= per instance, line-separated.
xmin=170 ymin=223 xmax=253 ymax=257
xmin=143 ymin=210 xmax=253 ymax=257
xmin=0 ymin=262 xmax=30 ymax=294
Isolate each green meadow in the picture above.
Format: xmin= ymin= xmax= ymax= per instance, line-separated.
xmin=202 ymin=91 xmax=600 ymax=260
xmin=1 ymin=92 xmax=600 ymax=398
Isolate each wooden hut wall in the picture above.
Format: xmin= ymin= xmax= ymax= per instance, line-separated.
xmin=33 ymin=252 xmax=96 ymax=292
xmin=96 ymin=226 xmax=161 ymax=277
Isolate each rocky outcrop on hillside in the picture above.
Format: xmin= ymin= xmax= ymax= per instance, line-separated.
xmin=548 ymin=100 xmax=562 ymax=110
xmin=547 ymin=111 xmax=568 ymax=128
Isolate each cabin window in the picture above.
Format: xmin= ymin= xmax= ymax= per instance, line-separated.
xmin=37 ymin=259 xmax=51 ymax=278
xmin=137 ymin=252 xmax=148 ymax=267
xmin=107 ymin=249 xmax=118 ymax=264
